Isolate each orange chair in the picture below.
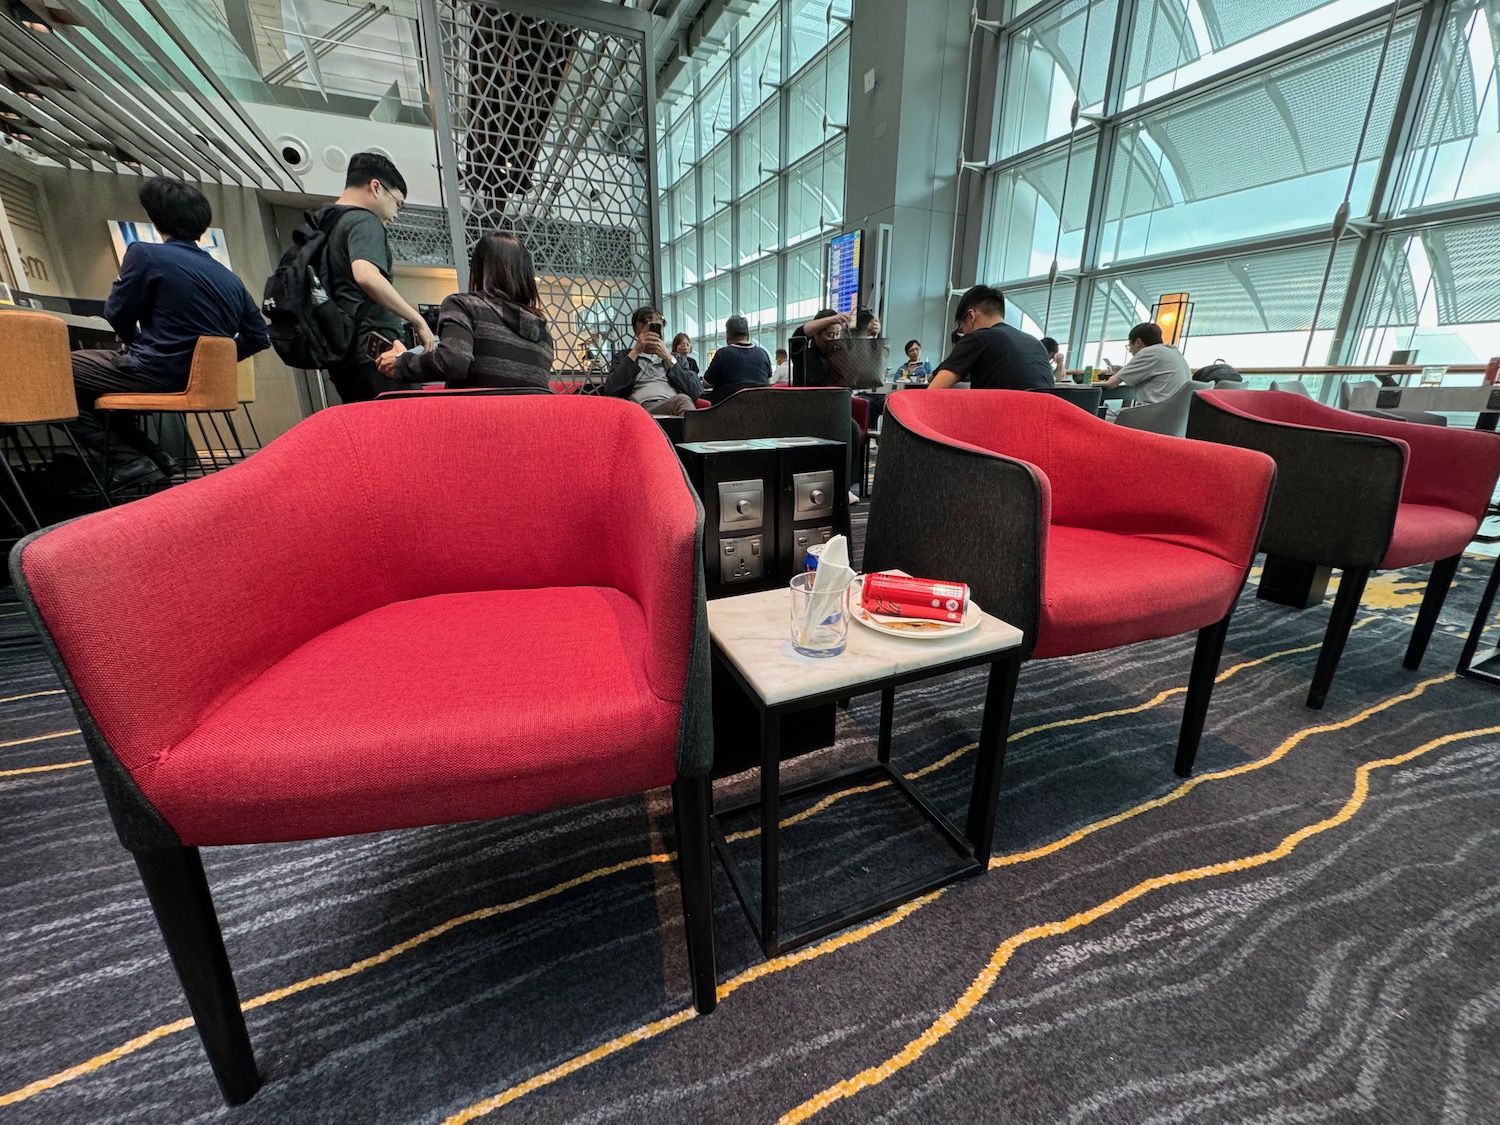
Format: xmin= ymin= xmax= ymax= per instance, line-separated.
xmin=0 ymin=310 xmax=107 ymax=526
xmin=94 ymin=336 xmax=245 ymax=488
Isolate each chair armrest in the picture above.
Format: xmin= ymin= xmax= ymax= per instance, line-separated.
xmin=1041 ymin=404 xmax=1275 ymax=571
xmin=599 ymin=419 xmax=710 ymax=775
xmin=865 ymin=413 xmax=1045 ymax=658
xmin=1323 ymin=410 xmax=1500 ymax=518
xmin=1188 ymin=393 xmax=1405 ymax=568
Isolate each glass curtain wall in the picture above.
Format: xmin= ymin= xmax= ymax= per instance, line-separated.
xmin=657 ymin=0 xmax=851 ymax=362
xmin=979 ymin=0 xmax=1500 ymax=380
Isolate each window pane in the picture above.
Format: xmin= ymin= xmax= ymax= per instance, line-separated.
xmin=785 ymin=240 xmax=823 ymax=322
xmin=1004 ymin=282 xmax=1077 ymax=341
xmin=741 ymin=181 xmax=780 ymax=263
xmin=742 ymin=257 xmax=780 ymax=329
xmin=677 ymin=287 xmax=701 ymax=340
xmin=1123 ymin=0 xmax=1390 ymax=109
xmin=787 ymin=147 xmax=839 ymax=246
xmin=825 ymin=36 xmax=850 ymax=128
xmin=704 ymin=209 xmax=734 ymax=278
xmin=738 ymin=100 xmax=781 ymax=196
xmin=985 ymin=140 xmax=1097 ymax=280
xmin=788 ymin=54 xmax=836 ymax=163
xmin=1394 ymin=2 xmax=1500 ymax=214
xmin=789 ymin=0 xmax=835 ymax=75
xmin=703 ymin=275 xmax=732 ymax=336
xmin=736 ymin=17 xmax=781 ymax=123
xmin=663 ymin=115 xmax=696 ymax=188
xmin=668 ymin=176 xmax=697 ymax=233
xmin=673 ymin=232 xmax=700 ymax=289
xmin=1099 ymin=20 xmax=1414 ymax=265
xmin=699 ymin=73 xmax=732 ymax=156
xmin=1356 ymin=217 xmax=1500 ymax=364
xmin=1084 ymin=241 xmax=1356 ymax=368
xmin=704 ymin=141 xmax=732 ymax=212
xmin=997 ymin=0 xmax=1116 ymax=159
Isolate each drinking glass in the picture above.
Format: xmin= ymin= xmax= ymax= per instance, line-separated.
xmin=789 ymin=572 xmax=849 ymax=657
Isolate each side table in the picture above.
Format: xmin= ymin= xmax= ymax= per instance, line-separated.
xmin=1458 ymin=551 xmax=1500 ymax=685
xmin=707 ymin=585 xmax=1024 ymax=957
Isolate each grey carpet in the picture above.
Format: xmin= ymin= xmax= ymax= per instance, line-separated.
xmin=2 ymin=520 xmax=1498 ymax=1124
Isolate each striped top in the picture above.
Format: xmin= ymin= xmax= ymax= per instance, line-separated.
xmin=395 ymin=292 xmax=554 ymax=389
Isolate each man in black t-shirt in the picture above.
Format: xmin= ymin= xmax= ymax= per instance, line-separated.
xmin=930 ymin=285 xmax=1054 ymax=391
xmin=317 ymin=152 xmax=435 ymax=403
xmin=702 ymin=315 xmax=772 ymax=402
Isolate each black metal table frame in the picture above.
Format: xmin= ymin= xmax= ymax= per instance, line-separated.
xmin=710 ymin=646 xmax=1023 ymax=957
xmin=1458 ymin=550 xmax=1500 ymax=686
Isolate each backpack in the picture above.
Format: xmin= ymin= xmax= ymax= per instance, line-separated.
xmin=262 ymin=206 xmax=358 ymax=369
xmin=1193 ymin=359 xmax=1242 ymax=384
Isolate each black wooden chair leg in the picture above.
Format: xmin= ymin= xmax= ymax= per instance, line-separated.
xmin=966 ymin=655 xmax=1022 ymax=866
xmin=1404 ymin=554 xmax=1460 ymax=669
xmin=670 ymin=776 xmax=717 ymax=1015
xmin=0 ymin=438 xmax=40 ymax=529
xmin=133 ymin=848 xmax=260 ymax=1105
xmin=1307 ymin=567 xmax=1370 ymax=709
xmin=1175 ymin=612 xmax=1232 ymax=777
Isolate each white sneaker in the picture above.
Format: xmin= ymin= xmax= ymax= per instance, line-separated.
xmin=848 ymin=490 xmax=860 ymax=504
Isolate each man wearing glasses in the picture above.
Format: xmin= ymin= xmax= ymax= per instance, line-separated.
xmin=316 ymin=152 xmax=435 ymax=403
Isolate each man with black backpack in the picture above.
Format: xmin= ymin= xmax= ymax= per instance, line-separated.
xmin=267 ymin=153 xmax=433 ymax=404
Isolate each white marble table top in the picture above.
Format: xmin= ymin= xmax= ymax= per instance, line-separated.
xmin=708 ymin=583 xmax=1024 ymax=707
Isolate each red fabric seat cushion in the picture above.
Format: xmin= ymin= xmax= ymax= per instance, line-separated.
xmin=1380 ymin=503 xmax=1480 ymax=570
xmin=1036 ymin=527 xmax=1245 ymax=660
xmin=142 ymin=588 xmax=679 ymax=846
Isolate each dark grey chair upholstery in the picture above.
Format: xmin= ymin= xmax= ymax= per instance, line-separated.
xmin=1188 ymin=389 xmax=1500 ymax=708
xmin=1114 ymin=380 xmax=1196 ymax=437
xmin=680 ymin=386 xmax=855 ymax=485
xmin=1031 ymin=385 xmax=1104 ymax=414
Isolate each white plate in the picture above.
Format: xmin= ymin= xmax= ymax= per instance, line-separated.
xmin=849 ymin=576 xmax=982 ymax=640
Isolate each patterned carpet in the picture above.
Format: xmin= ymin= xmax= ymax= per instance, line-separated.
xmin=2 ymin=511 xmax=1498 ymax=1124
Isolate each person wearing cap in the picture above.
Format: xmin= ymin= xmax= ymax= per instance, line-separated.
xmin=702 ymin=315 xmax=772 ymax=403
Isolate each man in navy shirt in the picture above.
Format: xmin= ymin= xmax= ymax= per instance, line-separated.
xmin=70 ymin=177 xmax=269 ymax=485
xmin=702 ymin=315 xmax=772 ymax=403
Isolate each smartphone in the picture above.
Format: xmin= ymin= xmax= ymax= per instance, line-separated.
xmin=365 ymin=332 xmax=394 ymax=361
xmin=647 ymin=321 xmax=664 ymax=338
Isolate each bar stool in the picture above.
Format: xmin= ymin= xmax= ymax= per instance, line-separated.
xmin=0 ymin=310 xmax=107 ymax=528
xmin=94 ymin=336 xmax=242 ymax=494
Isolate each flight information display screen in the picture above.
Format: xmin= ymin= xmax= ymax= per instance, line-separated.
xmin=826 ymin=230 xmax=862 ymax=315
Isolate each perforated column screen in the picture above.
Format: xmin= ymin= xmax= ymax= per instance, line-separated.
xmin=420 ymin=0 xmax=657 ymax=373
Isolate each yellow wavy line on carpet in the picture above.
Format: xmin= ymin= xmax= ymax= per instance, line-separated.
xmin=727 ymin=629 xmax=1356 ymax=841
xmin=992 ymin=671 xmax=1454 ymax=869
xmin=441 ymin=892 xmax=944 ymax=1124
xmin=0 ymin=760 xmax=89 ymax=779
xmin=776 ymin=719 xmax=1500 ymax=1123
xmin=0 ymin=688 xmax=64 ymax=704
xmin=0 ymin=852 xmax=677 ymax=1108
xmin=0 ymin=729 xmax=79 ymax=749
xmin=0 ymin=622 xmax=1411 ymax=1106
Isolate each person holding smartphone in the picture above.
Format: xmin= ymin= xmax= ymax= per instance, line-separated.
xmin=601 ymin=307 xmax=703 ymax=415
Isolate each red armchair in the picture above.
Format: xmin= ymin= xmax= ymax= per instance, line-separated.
xmin=8 ymin=395 xmax=717 ymax=1105
xmin=1188 ymin=389 xmax=1500 ymax=706
xmin=866 ymin=390 xmax=1275 ymax=776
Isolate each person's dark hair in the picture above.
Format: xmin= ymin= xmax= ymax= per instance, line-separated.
xmin=904 ymin=339 xmax=921 ymax=352
xmin=955 ymin=284 xmax=1005 ymax=323
xmin=671 ymin=332 xmax=691 ymax=351
xmin=138 ymin=177 xmax=211 ymax=241
xmin=469 ymin=231 xmax=541 ymax=312
xmin=725 ymin=315 xmax=750 ymax=341
xmin=345 ymin=151 xmax=407 ymax=196
xmin=631 ymin=307 xmax=664 ymax=332
xmin=1040 ymin=336 xmax=1059 ymax=355
xmin=775 ymin=348 xmax=788 ymax=361
xmin=814 ymin=308 xmax=838 ymax=321
xmin=1128 ymin=322 xmax=1164 ymax=347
